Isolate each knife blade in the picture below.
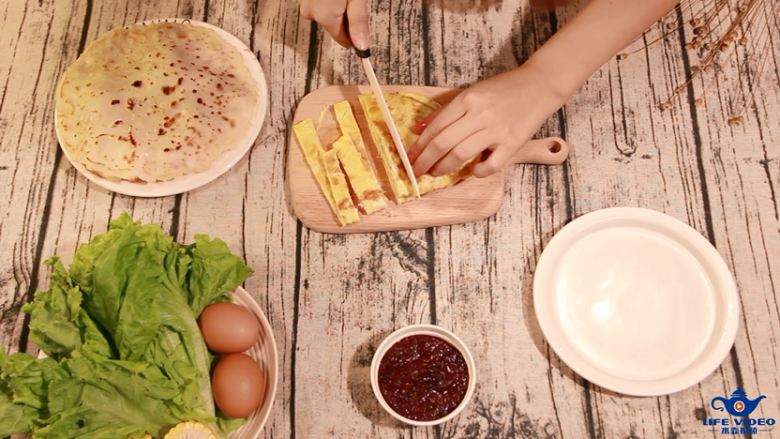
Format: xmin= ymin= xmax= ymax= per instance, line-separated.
xmin=355 ymin=49 xmax=421 ymax=198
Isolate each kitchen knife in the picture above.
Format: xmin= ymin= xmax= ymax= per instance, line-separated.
xmin=354 ymin=48 xmax=421 ymax=198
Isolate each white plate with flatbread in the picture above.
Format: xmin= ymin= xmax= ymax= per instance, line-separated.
xmin=54 ymin=18 xmax=267 ymax=197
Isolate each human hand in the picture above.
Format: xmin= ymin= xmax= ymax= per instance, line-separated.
xmin=407 ymin=65 xmax=567 ymax=178
xmin=299 ymin=0 xmax=370 ymax=50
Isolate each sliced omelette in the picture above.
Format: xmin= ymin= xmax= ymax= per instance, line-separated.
xmin=322 ymin=149 xmax=360 ymax=225
xmin=333 ymin=101 xmax=387 ymax=214
xmin=397 ymin=91 xmax=440 ymax=110
xmin=293 ymin=118 xmax=358 ymax=226
xmin=358 ymin=92 xmax=477 ymax=204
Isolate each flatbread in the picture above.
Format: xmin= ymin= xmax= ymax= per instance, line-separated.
xmin=358 ymin=92 xmax=476 ymax=203
xmin=55 ymin=22 xmax=258 ymax=182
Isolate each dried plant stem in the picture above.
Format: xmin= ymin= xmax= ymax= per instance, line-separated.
xmin=617 ymin=0 xmax=779 ymax=124
xmin=727 ymin=0 xmax=777 ymax=123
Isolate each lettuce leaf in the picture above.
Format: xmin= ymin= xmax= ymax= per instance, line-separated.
xmin=0 ymin=213 xmax=253 ymax=438
xmin=0 ymin=350 xmax=41 ymax=436
xmin=0 ymin=386 xmax=32 ymax=436
xmin=187 ymin=234 xmax=254 ymax=316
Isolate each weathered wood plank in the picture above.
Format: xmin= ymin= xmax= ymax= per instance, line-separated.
xmin=688 ymin=2 xmax=780 ymax=435
xmin=2 ymin=0 xmax=780 ymax=439
xmin=29 ymin=1 xmax=206 ymax=341
xmin=292 ymin=1 xmax=439 ymax=437
xmin=28 ymin=0 xmax=218 ymax=269
xmin=181 ymin=1 xmax=306 ymax=438
xmin=558 ymin=2 xmax=751 ymax=438
xmin=176 ymin=0 xmax=254 ymax=252
xmin=424 ymin=1 xmax=592 ymax=438
xmin=0 ymin=0 xmax=87 ymax=354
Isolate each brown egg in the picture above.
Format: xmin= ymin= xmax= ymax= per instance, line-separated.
xmin=198 ymin=302 xmax=260 ymax=353
xmin=212 ymin=353 xmax=265 ymax=418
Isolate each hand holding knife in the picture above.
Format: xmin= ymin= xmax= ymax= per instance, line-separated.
xmin=301 ymin=3 xmax=422 ymax=198
xmin=353 ymin=48 xmax=421 ymax=199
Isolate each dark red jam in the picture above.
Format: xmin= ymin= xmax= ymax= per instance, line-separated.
xmin=378 ymin=334 xmax=469 ymax=422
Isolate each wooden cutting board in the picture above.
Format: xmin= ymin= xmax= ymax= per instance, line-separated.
xmin=287 ymin=85 xmax=569 ymax=234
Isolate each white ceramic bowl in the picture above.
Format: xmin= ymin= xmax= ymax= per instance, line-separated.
xmin=370 ymin=324 xmax=476 ymax=426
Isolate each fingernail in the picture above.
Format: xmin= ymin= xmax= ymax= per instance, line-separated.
xmin=353 ymin=32 xmax=369 ymax=51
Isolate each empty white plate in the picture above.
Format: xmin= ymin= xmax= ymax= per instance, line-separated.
xmin=533 ymin=207 xmax=739 ymax=396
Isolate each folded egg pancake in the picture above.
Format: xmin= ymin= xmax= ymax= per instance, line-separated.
xmin=397 ymin=91 xmax=440 ymax=110
xmin=55 ymin=22 xmax=258 ymax=182
xmin=358 ymin=92 xmax=476 ymax=204
xmin=333 ymin=101 xmax=387 ymax=214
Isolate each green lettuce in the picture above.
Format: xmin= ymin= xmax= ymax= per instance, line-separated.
xmin=0 ymin=214 xmax=253 ymax=438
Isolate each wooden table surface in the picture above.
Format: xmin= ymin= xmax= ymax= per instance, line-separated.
xmin=2 ymin=0 xmax=779 ymax=438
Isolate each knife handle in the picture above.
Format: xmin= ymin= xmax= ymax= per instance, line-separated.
xmin=354 ymin=47 xmax=371 ymax=58
xmin=506 ymin=137 xmax=570 ymax=166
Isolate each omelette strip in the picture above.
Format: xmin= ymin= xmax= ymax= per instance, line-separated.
xmin=358 ymin=92 xmax=476 ymax=203
xmin=322 ymin=149 xmax=360 ymax=225
xmin=293 ymin=119 xmax=357 ymax=225
xmin=358 ymin=93 xmax=415 ymax=201
xmin=333 ymin=101 xmax=387 ymax=214
xmin=332 ymin=135 xmax=387 ymax=215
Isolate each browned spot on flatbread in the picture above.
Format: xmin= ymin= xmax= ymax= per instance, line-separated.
xmin=118 ymin=132 xmax=136 ymax=146
xmin=164 ymin=113 xmax=180 ymax=128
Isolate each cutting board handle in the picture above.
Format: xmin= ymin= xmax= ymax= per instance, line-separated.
xmin=507 ymin=137 xmax=569 ymax=166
